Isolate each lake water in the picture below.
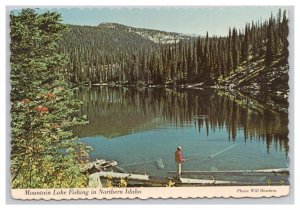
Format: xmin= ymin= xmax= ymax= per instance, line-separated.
xmin=74 ymin=86 xmax=289 ymax=184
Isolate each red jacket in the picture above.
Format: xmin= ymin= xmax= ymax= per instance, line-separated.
xmin=175 ymin=150 xmax=183 ymax=163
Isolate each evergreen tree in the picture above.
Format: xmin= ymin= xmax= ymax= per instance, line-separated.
xmin=265 ymin=17 xmax=275 ymax=66
xmin=52 ymin=8 xmax=288 ymax=89
xmin=192 ymin=42 xmax=198 ymax=82
xmin=227 ymin=28 xmax=233 ymax=75
xmin=231 ymin=28 xmax=240 ymax=70
xmin=196 ymin=37 xmax=203 ymax=79
xmin=241 ymin=24 xmax=250 ymax=62
xmin=281 ymin=10 xmax=289 ymax=64
xmin=187 ymin=41 xmax=193 ymax=81
xmin=10 ymin=9 xmax=90 ymax=188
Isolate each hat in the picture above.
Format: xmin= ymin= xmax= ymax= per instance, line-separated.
xmin=177 ymin=146 xmax=182 ymax=150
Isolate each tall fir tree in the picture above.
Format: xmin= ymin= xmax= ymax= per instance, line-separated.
xmin=231 ymin=27 xmax=240 ymax=70
xmin=265 ymin=17 xmax=275 ymax=66
xmin=241 ymin=24 xmax=250 ymax=62
xmin=10 ymin=9 xmax=90 ymax=188
xmin=281 ymin=10 xmax=289 ymax=64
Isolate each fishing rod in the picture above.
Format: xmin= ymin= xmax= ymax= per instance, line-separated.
xmin=120 ymin=144 xmax=237 ymax=171
xmin=121 ymin=155 xmax=165 ymax=170
xmin=184 ymin=144 xmax=238 ymax=162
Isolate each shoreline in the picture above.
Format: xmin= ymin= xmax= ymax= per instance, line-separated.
xmin=76 ymin=82 xmax=288 ymax=114
xmin=83 ymin=159 xmax=290 ymax=187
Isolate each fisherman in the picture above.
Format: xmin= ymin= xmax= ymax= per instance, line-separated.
xmin=175 ymin=146 xmax=185 ymax=179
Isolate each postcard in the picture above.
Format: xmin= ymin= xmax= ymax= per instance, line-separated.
xmin=8 ymin=6 xmax=291 ymax=200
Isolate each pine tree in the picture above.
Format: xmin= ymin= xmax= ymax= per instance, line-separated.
xmin=281 ymin=10 xmax=289 ymax=64
xmin=265 ymin=17 xmax=275 ymax=66
xmin=187 ymin=41 xmax=193 ymax=81
xmin=241 ymin=24 xmax=250 ymax=62
xmin=192 ymin=42 xmax=198 ymax=82
xmin=227 ymin=28 xmax=233 ymax=75
xmin=52 ymin=8 xmax=288 ymax=89
xmin=251 ymin=23 xmax=259 ymax=59
xmin=203 ymin=32 xmax=210 ymax=82
xmin=196 ymin=37 xmax=203 ymax=80
xmin=10 ymin=9 xmax=90 ymax=188
xmin=231 ymin=28 xmax=240 ymax=70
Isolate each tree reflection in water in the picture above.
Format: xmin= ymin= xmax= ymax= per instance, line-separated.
xmin=73 ymin=86 xmax=288 ymax=155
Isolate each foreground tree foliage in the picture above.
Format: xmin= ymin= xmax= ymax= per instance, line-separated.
xmin=10 ymin=9 xmax=90 ymax=188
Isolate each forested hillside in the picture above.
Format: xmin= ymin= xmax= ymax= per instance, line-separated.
xmin=58 ymin=9 xmax=289 ymax=104
xmin=98 ymin=22 xmax=191 ymax=44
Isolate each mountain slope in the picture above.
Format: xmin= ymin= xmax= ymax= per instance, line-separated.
xmin=57 ymin=11 xmax=289 ymax=113
xmin=218 ymin=56 xmax=289 ymax=111
xmin=60 ymin=24 xmax=157 ymax=57
xmin=58 ymin=22 xmax=194 ymax=84
xmin=97 ymin=22 xmax=191 ymax=44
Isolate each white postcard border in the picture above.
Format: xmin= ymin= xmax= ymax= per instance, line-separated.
xmin=11 ymin=186 xmax=289 ymax=200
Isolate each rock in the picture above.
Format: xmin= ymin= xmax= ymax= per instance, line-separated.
xmin=81 ymin=159 xmax=118 ymax=173
xmin=88 ymin=173 xmax=102 ymax=188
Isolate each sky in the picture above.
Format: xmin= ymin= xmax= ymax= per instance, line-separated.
xmin=13 ymin=6 xmax=287 ymax=36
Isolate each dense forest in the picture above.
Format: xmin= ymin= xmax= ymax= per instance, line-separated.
xmin=58 ymin=10 xmax=289 ymax=100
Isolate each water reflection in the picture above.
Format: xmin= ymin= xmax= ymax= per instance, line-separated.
xmin=74 ymin=86 xmax=288 ymax=154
